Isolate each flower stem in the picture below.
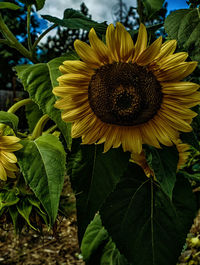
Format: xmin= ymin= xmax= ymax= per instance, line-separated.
xmin=31 ymin=23 xmax=57 ymax=55
xmin=27 ymin=5 xmax=32 ymax=51
xmin=0 ymin=14 xmax=37 ymax=63
xmin=31 ymin=114 xmax=49 ymax=140
xmin=7 ymin=98 xmax=32 ymax=114
xmin=137 ymin=0 xmax=145 ymax=24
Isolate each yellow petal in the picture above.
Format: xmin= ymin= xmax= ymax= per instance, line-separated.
xmin=61 ymin=103 xmax=91 ymax=122
xmin=154 ymin=40 xmax=177 ymax=61
xmin=158 ymin=52 xmax=188 ymax=69
xmin=158 ymin=110 xmax=192 ymax=132
xmin=0 ymin=162 xmax=7 ymax=181
xmin=148 ymin=120 xmax=173 ymax=146
xmin=7 ymin=170 xmax=16 ymax=179
xmin=57 ymin=73 xmax=91 ymax=86
xmin=161 ymin=99 xmax=197 ymax=119
xmin=133 ymin=23 xmax=147 ymax=61
xmin=163 ymin=92 xmax=200 ymax=108
xmin=59 ymin=60 xmax=94 ymax=75
xmin=140 ymin=123 xmax=161 ymax=148
xmin=161 ymin=82 xmax=200 ymax=95
xmin=71 ymin=113 xmax=97 ymax=138
xmin=172 ymin=61 xmax=198 ymax=81
xmin=106 ymin=23 xmax=119 ymax=61
xmin=155 ymin=62 xmax=189 ymax=81
xmin=89 ymin=28 xmax=110 ymax=64
xmin=136 ymin=36 xmax=162 ymax=66
xmin=121 ymin=127 xmax=142 ymax=153
xmin=53 ymin=86 xmax=88 ymax=97
xmin=74 ymin=40 xmax=102 ymax=67
xmin=153 ymin=114 xmax=179 ymax=142
xmin=115 ymin=22 xmax=134 ymax=62
xmin=0 ymin=136 xmax=21 ymax=145
xmin=1 ymin=151 xmax=17 ymax=163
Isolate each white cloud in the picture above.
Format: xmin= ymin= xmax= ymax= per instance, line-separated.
xmin=37 ymin=0 xmax=136 ymax=43
xmin=39 ymin=0 xmax=137 ymax=24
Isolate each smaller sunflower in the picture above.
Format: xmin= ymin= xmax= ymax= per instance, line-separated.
xmin=0 ymin=131 xmax=22 ymax=181
xmin=131 ymin=141 xmax=191 ymax=178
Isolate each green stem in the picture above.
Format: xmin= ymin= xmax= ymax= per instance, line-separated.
xmin=197 ymin=7 xmax=200 ymax=19
xmin=0 ymin=14 xmax=37 ymax=63
xmin=43 ymin=124 xmax=57 ymax=135
xmin=137 ymin=0 xmax=145 ymax=24
xmin=0 ymin=38 xmax=10 ymax=45
xmin=7 ymin=98 xmax=32 ymax=114
xmin=27 ymin=5 xmax=32 ymax=51
xmin=31 ymin=114 xmax=49 ymax=140
xmin=31 ymin=23 xmax=57 ymax=55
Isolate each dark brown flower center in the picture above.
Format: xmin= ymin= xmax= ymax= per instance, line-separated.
xmin=88 ymin=62 xmax=162 ymax=126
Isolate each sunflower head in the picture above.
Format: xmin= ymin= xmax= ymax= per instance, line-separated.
xmin=53 ymin=22 xmax=200 ymax=154
xmin=0 ymin=130 xmax=22 ymax=181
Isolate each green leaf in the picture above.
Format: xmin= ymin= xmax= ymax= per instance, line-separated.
xmin=35 ymin=0 xmax=45 ymax=10
xmin=47 ymin=53 xmax=79 ymax=88
xmin=100 ymin=163 xmax=196 ymax=265
xmin=42 ymin=8 xmax=107 ymax=35
xmin=178 ymin=171 xmax=200 ymax=182
xmin=16 ymin=134 xmax=66 ymax=225
xmin=0 ymin=2 xmax=20 ymax=10
xmin=100 ymin=239 xmax=129 ymax=265
xmin=28 ymin=196 xmax=45 ymax=214
xmin=81 ymin=214 xmax=109 ymax=261
xmin=15 ymin=62 xmax=71 ymax=147
xmin=143 ymin=0 xmax=164 ymax=16
xmin=25 ymin=101 xmax=43 ymax=133
xmin=164 ymin=9 xmax=200 ymax=61
xmin=0 ymin=190 xmax=19 ymax=210
xmin=180 ymin=131 xmax=200 ymax=151
xmin=17 ymin=198 xmax=36 ymax=230
xmin=68 ymin=139 xmax=130 ymax=241
xmin=0 ymin=111 xmax=19 ymax=131
xmin=145 ymin=145 xmax=179 ymax=199
xmin=18 ymin=0 xmax=45 ymax=10
xmin=9 ymin=206 xmax=20 ymax=233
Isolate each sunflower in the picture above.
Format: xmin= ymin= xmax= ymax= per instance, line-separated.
xmin=130 ymin=140 xmax=191 ymax=177
xmin=0 ymin=131 xmax=22 ymax=181
xmin=53 ymin=23 xmax=200 ymax=154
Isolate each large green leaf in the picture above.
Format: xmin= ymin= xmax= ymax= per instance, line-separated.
xmin=0 ymin=111 xmax=19 ymax=131
xmin=81 ymin=214 xmax=109 ymax=261
xmin=42 ymin=8 xmax=107 ymax=35
xmin=81 ymin=214 xmax=129 ymax=265
xmin=16 ymin=134 xmax=66 ymax=225
xmin=145 ymin=145 xmax=179 ymax=199
xmin=100 ymin=163 xmax=196 ymax=265
xmin=15 ymin=59 xmax=71 ymax=147
xmin=47 ymin=53 xmax=79 ymax=88
xmin=68 ymin=139 xmax=130 ymax=241
xmin=25 ymin=101 xmax=43 ymax=133
xmin=100 ymin=239 xmax=129 ymax=265
xmin=164 ymin=9 xmax=200 ymax=61
xmin=0 ymin=2 xmax=20 ymax=10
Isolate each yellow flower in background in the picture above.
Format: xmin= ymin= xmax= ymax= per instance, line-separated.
xmin=53 ymin=22 xmax=200 ymax=154
xmin=0 ymin=132 xmax=22 ymax=181
xmin=130 ymin=141 xmax=191 ymax=178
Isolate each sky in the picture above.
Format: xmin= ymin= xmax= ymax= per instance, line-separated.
xmin=38 ymin=0 xmax=188 ymax=24
xmin=37 ymin=0 xmax=188 ymax=42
